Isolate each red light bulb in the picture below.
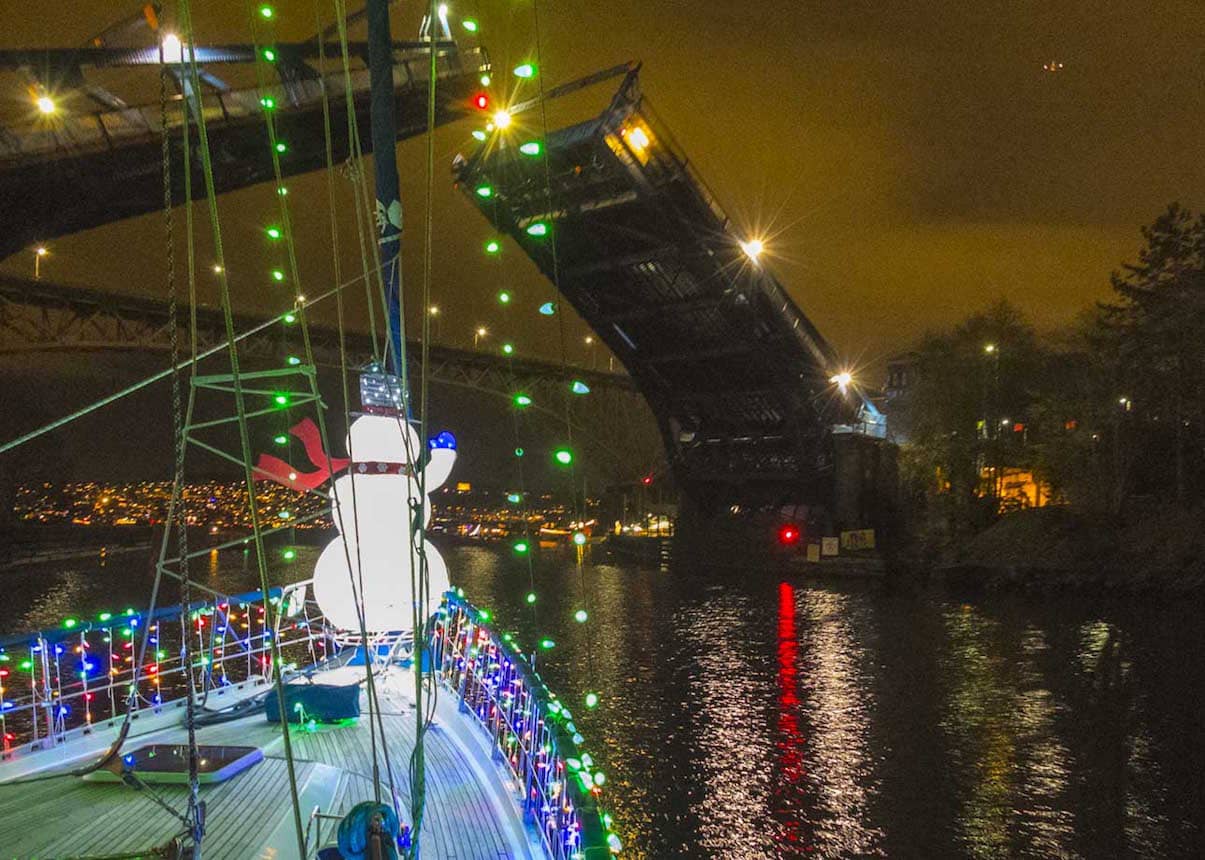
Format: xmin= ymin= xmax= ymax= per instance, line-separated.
xmin=473 ymin=93 xmax=489 ymax=110
xmin=778 ymin=525 xmax=800 ymax=545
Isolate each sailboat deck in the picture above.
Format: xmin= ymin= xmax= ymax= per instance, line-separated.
xmin=0 ymin=671 xmax=539 ymax=859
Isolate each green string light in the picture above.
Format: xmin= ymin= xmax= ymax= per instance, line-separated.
xmin=485 ymin=239 xmax=501 ymax=254
xmin=262 ymin=47 xmax=276 ymax=62
xmin=513 ymin=393 xmax=532 ymax=408
xmin=260 ymin=96 xmax=276 ymax=111
xmin=266 ymin=226 xmax=281 ymax=239
xmin=526 ymin=592 xmax=537 ymax=604
xmin=519 ymin=141 xmax=542 ymax=156
xmin=571 ymin=380 xmax=591 ymax=395
xmin=273 ymin=393 xmax=289 ymax=406
xmin=273 ymin=434 xmax=288 ymax=445
xmin=585 ymin=692 xmax=599 ymax=709
xmin=271 ymin=269 xmax=285 ymax=282
xmin=475 ymin=185 xmax=493 ymax=198
xmin=283 ymin=312 xmax=297 ymax=324
xmin=274 ymin=141 xmax=287 ymax=154
xmin=286 ymin=355 xmax=301 ymax=366
xmin=513 ymin=63 xmax=536 ymax=79
xmin=258 ymin=5 xmax=274 ymax=19
xmin=526 ymin=222 xmax=548 ymax=237
xmin=574 ymin=609 xmax=588 ymax=623
xmin=539 ymin=638 xmax=555 ymax=650
xmin=462 ymin=18 xmax=478 ymax=32
xmin=471 ymin=129 xmax=487 ymax=142
xmin=513 ymin=541 xmax=530 ymax=554
xmin=554 ymin=447 xmax=573 ymax=466
xmin=502 ymin=343 xmax=515 ymax=355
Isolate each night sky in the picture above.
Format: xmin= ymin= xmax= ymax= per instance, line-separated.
xmin=0 ymin=1 xmax=1203 ymax=478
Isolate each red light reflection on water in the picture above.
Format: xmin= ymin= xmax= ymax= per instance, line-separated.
xmin=776 ymin=580 xmax=811 ymax=849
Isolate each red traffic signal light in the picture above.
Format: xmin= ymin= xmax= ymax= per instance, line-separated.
xmin=778 ymin=524 xmax=800 ymax=545
xmin=473 ymin=92 xmax=490 ymax=110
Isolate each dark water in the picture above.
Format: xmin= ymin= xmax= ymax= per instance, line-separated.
xmin=3 ymin=543 xmax=1202 ymax=858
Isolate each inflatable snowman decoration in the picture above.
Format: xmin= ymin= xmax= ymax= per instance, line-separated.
xmin=312 ymin=410 xmax=457 ymax=633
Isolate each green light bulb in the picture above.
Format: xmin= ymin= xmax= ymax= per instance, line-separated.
xmin=502 ymin=343 xmax=514 ymax=355
xmin=271 ymin=269 xmax=285 ymax=282
xmin=260 ymin=96 xmax=276 ymax=110
xmin=64 ymin=618 xmax=77 ymax=629
xmin=538 ymin=301 xmax=556 ymax=316
xmin=573 ymin=532 xmax=586 ymax=546
xmin=273 ymin=434 xmax=288 ymax=445
xmin=275 ymin=141 xmax=287 ymax=153
xmin=475 ymin=186 xmax=493 ymax=199
xmin=462 ymin=18 xmax=478 ymax=32
xmin=259 ymin=5 xmax=274 ymax=19
xmin=513 ymin=63 xmax=536 ymax=79
xmin=571 ymin=380 xmax=590 ymax=395
xmin=266 ymin=226 xmax=281 ymax=239
xmin=286 ymin=355 xmax=301 ymax=366
xmin=278 ymin=510 xmax=291 ymax=519
xmin=513 ymin=393 xmax=532 ymax=408
xmin=574 ymin=609 xmax=588 ymax=623
xmin=506 ymin=493 xmax=521 ymax=504
xmin=480 ymin=74 xmax=491 ymax=87
xmin=526 ymin=222 xmax=548 ymax=237
xmin=519 ymin=141 xmax=541 ymax=156
xmin=284 ymin=312 xmax=297 ymax=324
xmin=514 ymin=447 xmax=524 ymax=457
xmin=539 ymin=638 xmax=555 ymax=649
xmin=262 ymin=48 xmax=276 ymax=62
xmin=472 ymin=129 xmax=487 ymax=142
xmin=513 ymin=541 xmax=529 ymax=554
xmin=554 ymin=448 xmax=573 ymax=466
xmin=485 ymin=239 xmax=501 ymax=254
xmin=282 ymin=548 xmax=296 ymax=560
xmin=585 ymin=692 xmax=599 ymax=708
xmin=98 ymin=612 xmax=112 ymax=622
xmin=526 ymin=592 xmax=537 ymax=604
xmin=498 ymin=290 xmax=511 ymax=304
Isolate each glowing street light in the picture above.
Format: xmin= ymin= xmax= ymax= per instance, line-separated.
xmin=740 ymin=238 xmax=764 ymax=263
xmin=984 ymin=343 xmax=997 ymax=354
xmin=428 ymin=305 xmax=440 ymax=316
xmin=33 ymin=246 xmax=48 ymax=280
xmin=474 ymin=326 xmax=488 ymax=348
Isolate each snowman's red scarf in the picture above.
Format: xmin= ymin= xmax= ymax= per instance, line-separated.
xmin=253 ymin=418 xmax=350 ymax=490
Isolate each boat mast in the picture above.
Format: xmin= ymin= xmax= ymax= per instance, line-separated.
xmin=365 ymin=0 xmax=405 ymax=381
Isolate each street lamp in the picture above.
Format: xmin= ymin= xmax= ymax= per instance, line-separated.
xmin=984 ymin=343 xmax=996 ymax=354
xmin=33 ymin=246 xmax=48 ymax=279
xmin=740 ymin=238 xmax=764 ymax=263
xmin=829 ymin=371 xmax=853 ymax=394
xmin=473 ymin=326 xmax=488 ymax=349
xmin=584 ymin=335 xmax=596 ymax=368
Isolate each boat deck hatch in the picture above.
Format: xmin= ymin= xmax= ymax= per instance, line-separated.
xmin=84 ymin=744 xmax=264 ymax=784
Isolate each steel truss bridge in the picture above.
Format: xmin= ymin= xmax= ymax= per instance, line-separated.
xmin=0 ymin=274 xmax=659 ymax=475
xmin=0 ymin=5 xmax=489 ymax=259
xmin=456 ymin=66 xmax=888 ymax=514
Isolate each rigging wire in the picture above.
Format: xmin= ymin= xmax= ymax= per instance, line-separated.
xmin=158 ymin=30 xmax=203 ymax=851
xmin=528 ymin=0 xmax=598 ymax=689
xmin=173 ymin=0 xmax=307 ymax=851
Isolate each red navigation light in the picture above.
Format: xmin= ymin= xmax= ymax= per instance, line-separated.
xmin=778 ymin=524 xmax=800 ymax=546
xmin=473 ymin=92 xmax=490 ymax=110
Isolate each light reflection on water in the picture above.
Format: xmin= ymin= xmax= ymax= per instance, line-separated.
xmin=1 ymin=544 xmax=1201 ymax=858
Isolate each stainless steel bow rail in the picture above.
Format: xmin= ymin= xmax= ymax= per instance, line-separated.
xmin=0 ymin=584 xmax=620 ymax=858
xmin=434 ymin=592 xmax=620 ymax=859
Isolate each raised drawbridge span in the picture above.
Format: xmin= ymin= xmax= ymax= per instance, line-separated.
xmin=455 ymin=66 xmax=887 ymax=516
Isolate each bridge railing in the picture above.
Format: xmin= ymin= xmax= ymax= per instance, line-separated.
xmin=433 ymin=591 xmax=620 ymax=859
xmin=0 ymin=46 xmax=486 ymax=163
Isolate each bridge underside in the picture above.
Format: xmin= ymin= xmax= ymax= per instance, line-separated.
xmin=0 ymin=44 xmax=487 ymax=260
xmin=456 ymin=67 xmax=868 ymax=512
